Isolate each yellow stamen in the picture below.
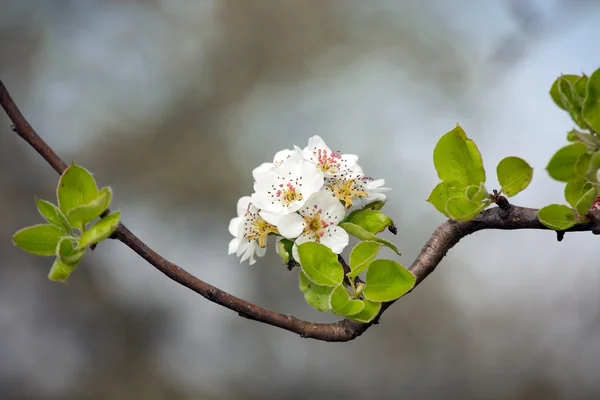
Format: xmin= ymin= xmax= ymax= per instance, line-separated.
xmin=247 ymin=218 xmax=279 ymax=248
xmin=328 ymin=178 xmax=367 ymax=209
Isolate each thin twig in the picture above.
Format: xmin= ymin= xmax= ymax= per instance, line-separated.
xmin=1 ymin=79 xmax=598 ymax=342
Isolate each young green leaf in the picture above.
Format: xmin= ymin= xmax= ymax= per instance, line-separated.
xmin=343 ymin=200 xmax=386 ymax=222
xmin=48 ymin=257 xmax=79 ymax=283
xmin=35 ymin=197 xmax=72 ymax=233
xmin=350 ymin=300 xmax=381 ymax=323
xmin=465 ymin=183 xmax=487 ymax=202
xmin=564 ymin=180 xmax=592 ymax=208
xmin=574 ymin=75 xmax=588 ymax=102
xmin=585 ymin=152 xmax=600 ymax=183
xmin=13 ymin=224 xmax=67 ymax=256
xmin=329 ymin=285 xmax=365 ymax=317
xmin=537 ymin=204 xmax=577 ymax=230
xmin=445 ymin=197 xmax=487 ymax=221
xmin=363 ymin=259 xmax=416 ymax=303
xmin=296 ymin=242 xmax=344 ymax=287
xmin=575 ymin=187 xmax=596 ymax=215
xmin=582 ymin=67 xmax=600 ymax=133
xmin=347 ymin=209 xmax=393 ymax=234
xmin=57 ymin=164 xmax=99 ymax=215
xmin=66 ymin=186 xmax=112 ymax=228
xmin=339 ymin=222 xmax=400 ymax=255
xmin=277 ymin=238 xmax=294 ymax=265
xmin=546 ymin=143 xmax=588 ymax=182
xmin=496 ymin=156 xmax=533 ymax=197
xmin=298 ymin=271 xmax=333 ymax=312
xmin=427 ymin=182 xmax=462 ymax=217
xmin=433 ymin=125 xmax=486 ymax=188
xmin=56 ymin=237 xmax=86 ymax=264
xmin=348 ymin=241 xmax=382 ymax=277
xmin=79 ymin=211 xmax=121 ymax=248
xmin=557 ymin=77 xmax=587 ymax=128
xmin=566 ymin=129 xmax=600 ymax=150
xmin=550 ymin=74 xmax=580 ymax=110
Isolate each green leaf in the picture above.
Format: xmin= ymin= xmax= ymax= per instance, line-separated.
xmin=343 ymin=200 xmax=386 ymax=222
xmin=575 ymin=187 xmax=596 ymax=215
xmin=496 ymin=156 xmax=533 ymax=197
xmin=582 ymin=67 xmax=600 ymax=133
xmin=12 ymin=224 xmax=67 ymax=256
xmin=433 ymin=125 xmax=486 ymax=188
xmin=57 ymin=164 xmax=99 ymax=215
xmin=298 ymin=272 xmax=333 ymax=312
xmin=557 ymin=77 xmax=587 ymax=128
xmin=296 ymin=242 xmax=344 ymax=287
xmin=35 ymin=197 xmax=72 ymax=233
xmin=550 ymin=74 xmax=580 ymax=110
xmin=546 ymin=143 xmax=588 ymax=182
xmin=350 ymin=300 xmax=381 ymax=323
xmin=329 ymin=285 xmax=365 ymax=317
xmin=427 ymin=182 xmax=462 ymax=217
xmin=276 ymin=238 xmax=294 ymax=265
xmin=564 ymin=180 xmax=592 ymax=208
xmin=348 ymin=241 xmax=382 ymax=277
xmin=339 ymin=222 xmax=400 ymax=255
xmin=363 ymin=259 xmax=416 ymax=302
xmin=538 ymin=204 xmax=577 ymax=230
xmin=79 ymin=211 xmax=121 ymax=248
xmin=566 ymin=129 xmax=600 ymax=150
xmin=347 ymin=209 xmax=393 ymax=234
xmin=56 ymin=237 xmax=86 ymax=264
xmin=574 ymin=75 xmax=589 ymax=102
xmin=48 ymin=258 xmax=79 ymax=283
xmin=66 ymin=186 xmax=112 ymax=228
xmin=585 ymin=152 xmax=600 ymax=183
xmin=464 ymin=183 xmax=487 ymax=202
xmin=445 ymin=196 xmax=487 ymax=221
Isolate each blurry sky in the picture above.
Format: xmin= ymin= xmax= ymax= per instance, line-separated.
xmin=1 ymin=1 xmax=600 ymax=399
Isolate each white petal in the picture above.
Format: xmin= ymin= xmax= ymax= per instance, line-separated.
xmin=228 ymin=238 xmax=240 ymax=255
xmin=255 ymin=246 xmax=267 ymax=257
xmin=252 ymin=162 xmax=273 ymax=181
xmin=306 ymin=135 xmax=331 ymax=156
xmin=236 ymin=196 xmax=252 ymax=216
xmin=236 ymin=239 xmax=250 ymax=257
xmin=320 ymin=226 xmax=349 ymax=254
xmin=299 ymin=161 xmax=324 ymax=200
xmin=299 ymin=189 xmax=344 ymax=224
xmin=228 ymin=217 xmax=241 ymax=237
xmin=277 ymin=213 xmax=306 ymax=238
xmin=273 ymin=149 xmax=295 ymax=165
xmin=259 ymin=210 xmax=282 ymax=225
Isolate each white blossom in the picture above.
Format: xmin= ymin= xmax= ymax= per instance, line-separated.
xmin=251 ymin=149 xmax=295 ymax=181
xmin=228 ymin=196 xmax=278 ymax=265
xmin=299 ymin=135 xmax=361 ymax=176
xmin=251 ymin=151 xmax=324 ymax=224
xmin=277 ymin=189 xmax=349 ymax=256
xmin=326 ymin=172 xmax=390 ymax=209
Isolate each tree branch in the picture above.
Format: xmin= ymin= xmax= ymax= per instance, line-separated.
xmin=1 ymin=79 xmax=598 ymax=342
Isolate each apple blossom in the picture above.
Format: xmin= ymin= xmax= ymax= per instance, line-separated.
xmin=228 ymin=196 xmax=278 ymax=265
xmin=251 ymin=151 xmax=324 ymax=224
xmin=277 ymin=189 xmax=349 ymax=257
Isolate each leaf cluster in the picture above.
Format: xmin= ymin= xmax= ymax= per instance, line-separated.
xmin=12 ymin=164 xmax=120 ymax=282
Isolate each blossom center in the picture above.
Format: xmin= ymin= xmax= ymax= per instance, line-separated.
xmin=315 ymin=148 xmax=342 ymax=173
xmin=302 ymin=209 xmax=328 ymax=242
xmin=327 ymin=177 xmax=366 ymax=208
xmin=276 ymin=183 xmax=303 ymax=206
xmin=244 ymin=213 xmax=279 ymax=248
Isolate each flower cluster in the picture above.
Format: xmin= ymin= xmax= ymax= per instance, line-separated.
xmin=228 ymin=136 xmax=389 ymax=265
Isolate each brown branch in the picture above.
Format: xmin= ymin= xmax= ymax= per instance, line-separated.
xmin=2 ymin=79 xmax=599 ymax=342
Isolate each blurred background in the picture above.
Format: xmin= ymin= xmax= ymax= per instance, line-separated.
xmin=1 ymin=0 xmax=600 ymax=399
